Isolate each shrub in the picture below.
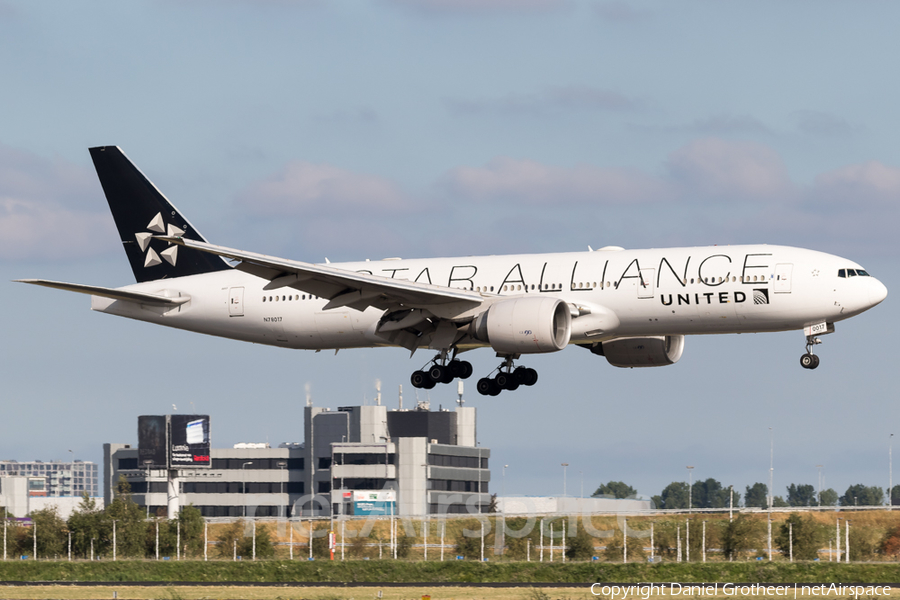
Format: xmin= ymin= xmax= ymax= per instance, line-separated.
xmin=721 ymin=515 xmax=765 ymax=560
xmin=775 ymin=513 xmax=827 ymax=560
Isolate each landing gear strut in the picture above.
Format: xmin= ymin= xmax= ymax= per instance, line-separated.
xmin=477 ymin=356 xmax=538 ymax=396
xmin=800 ymin=335 xmax=821 ymax=370
xmin=410 ymin=350 xmax=473 ymax=389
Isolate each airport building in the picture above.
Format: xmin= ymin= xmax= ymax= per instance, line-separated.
xmin=105 ymin=403 xmax=490 ymax=518
xmin=0 ymin=460 xmax=99 ymax=497
xmin=0 ymin=460 xmax=101 ymax=519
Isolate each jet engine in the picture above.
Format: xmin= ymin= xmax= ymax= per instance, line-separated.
xmin=591 ymin=335 xmax=685 ymax=367
xmin=470 ymin=297 xmax=572 ymax=354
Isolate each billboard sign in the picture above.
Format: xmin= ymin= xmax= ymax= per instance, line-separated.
xmin=168 ymin=414 xmax=211 ymax=468
xmin=137 ymin=415 xmax=168 ymax=468
xmin=352 ymin=490 xmax=395 ymax=516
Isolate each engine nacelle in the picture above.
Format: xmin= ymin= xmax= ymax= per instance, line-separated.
xmin=470 ymin=297 xmax=572 ymax=354
xmin=593 ymin=335 xmax=685 ymax=368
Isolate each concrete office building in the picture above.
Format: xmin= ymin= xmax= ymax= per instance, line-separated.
xmin=0 ymin=460 xmax=99 ymax=497
xmin=0 ymin=476 xmax=98 ymax=519
xmin=106 ymin=403 xmax=490 ymax=518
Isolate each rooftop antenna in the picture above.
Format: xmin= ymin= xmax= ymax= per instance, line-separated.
xmin=398 ymin=384 xmax=403 ymax=410
xmin=457 ymin=380 xmax=464 ymax=406
xmin=375 ymin=379 xmax=382 ymax=406
xmin=305 ymin=382 xmax=312 ymax=407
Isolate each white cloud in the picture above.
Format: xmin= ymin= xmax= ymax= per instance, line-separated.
xmin=666 ymin=138 xmax=794 ymax=201
xmin=236 ymin=140 xmax=900 ymax=259
xmin=448 ymin=85 xmax=640 ymax=116
xmin=686 ymin=114 xmax=770 ymax=135
xmin=792 ymin=110 xmax=858 ymax=138
xmin=0 ymin=145 xmax=112 ymax=261
xmin=239 ymin=160 xmax=410 ymax=217
xmin=814 ymin=161 xmax=900 ymax=203
xmin=441 ymin=139 xmax=794 ymax=206
xmin=442 ymin=156 xmax=668 ymax=204
xmin=0 ymin=198 xmax=112 ymax=261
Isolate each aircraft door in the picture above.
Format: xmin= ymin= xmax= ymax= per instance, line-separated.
xmin=638 ymin=269 xmax=655 ymax=299
xmin=774 ymin=264 xmax=792 ymax=294
xmin=228 ymin=287 xmax=244 ymax=316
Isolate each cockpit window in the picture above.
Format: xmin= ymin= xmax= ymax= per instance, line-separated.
xmin=839 ymin=268 xmax=872 ymax=278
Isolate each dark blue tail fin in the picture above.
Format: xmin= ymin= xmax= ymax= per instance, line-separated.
xmin=90 ymin=146 xmax=231 ymax=283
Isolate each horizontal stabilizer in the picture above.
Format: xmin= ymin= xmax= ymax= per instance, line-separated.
xmin=15 ymin=279 xmax=190 ymax=307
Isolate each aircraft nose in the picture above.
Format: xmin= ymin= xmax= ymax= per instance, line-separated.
xmin=870 ymin=278 xmax=888 ymax=307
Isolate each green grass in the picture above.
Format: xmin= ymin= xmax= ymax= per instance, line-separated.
xmin=2 ymin=560 xmax=900 ymax=584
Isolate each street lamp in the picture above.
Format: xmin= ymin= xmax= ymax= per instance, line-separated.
xmin=816 ymin=465 xmax=824 ymax=506
xmin=561 ymin=463 xmax=569 ymax=497
xmin=502 ymin=465 xmax=508 ymax=499
xmin=143 ymin=460 xmax=153 ymax=518
xmin=686 ymin=466 xmax=694 ymax=513
xmin=768 ymin=427 xmax=774 ymax=511
xmin=277 ymin=461 xmax=287 ymax=519
xmin=890 ymin=434 xmax=894 ymax=510
xmin=242 ymin=462 xmax=253 ymax=517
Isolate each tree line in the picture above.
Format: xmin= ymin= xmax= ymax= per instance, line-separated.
xmin=593 ymin=480 xmax=892 ymax=508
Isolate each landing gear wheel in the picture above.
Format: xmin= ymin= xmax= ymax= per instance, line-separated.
xmin=477 ymin=377 xmax=494 ymax=396
xmin=495 ymin=372 xmax=518 ymax=391
xmin=458 ymin=360 xmax=473 ymax=379
xmin=800 ymin=353 xmax=817 ymax=369
xmin=428 ymin=364 xmax=447 ymax=383
xmin=449 ymin=359 xmax=473 ymax=380
xmin=801 ymin=335 xmax=822 ymax=370
xmin=410 ymin=370 xmax=428 ymax=388
xmin=449 ymin=360 xmax=463 ymax=378
xmin=514 ymin=366 xmax=538 ymax=386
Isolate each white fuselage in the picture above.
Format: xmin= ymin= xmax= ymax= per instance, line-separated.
xmin=91 ymin=244 xmax=886 ymax=351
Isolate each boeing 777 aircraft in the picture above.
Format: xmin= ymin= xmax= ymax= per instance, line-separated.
xmin=19 ymin=147 xmax=888 ymax=395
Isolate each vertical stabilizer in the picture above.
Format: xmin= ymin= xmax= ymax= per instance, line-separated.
xmin=89 ymin=146 xmax=231 ymax=283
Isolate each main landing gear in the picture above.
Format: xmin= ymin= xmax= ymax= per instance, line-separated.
xmin=410 ymin=352 xmax=473 ymax=389
xmin=800 ymin=335 xmax=821 ymax=370
xmin=476 ymin=356 xmax=538 ymax=396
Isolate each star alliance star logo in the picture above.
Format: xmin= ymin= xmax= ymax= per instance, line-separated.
xmin=135 ymin=212 xmax=184 ymax=268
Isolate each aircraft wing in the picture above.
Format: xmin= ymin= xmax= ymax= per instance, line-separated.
xmin=159 ymin=237 xmax=484 ymax=313
xmin=16 ymin=280 xmax=190 ymax=307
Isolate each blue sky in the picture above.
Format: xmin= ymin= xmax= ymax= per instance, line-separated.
xmin=2 ymin=0 xmax=899 ymax=503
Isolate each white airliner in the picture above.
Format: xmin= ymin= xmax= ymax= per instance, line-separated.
xmin=19 ymin=147 xmax=888 ymax=395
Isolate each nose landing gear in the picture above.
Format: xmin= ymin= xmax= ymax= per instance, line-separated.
xmin=800 ymin=335 xmax=821 ymax=370
xmin=477 ymin=356 xmax=538 ymax=396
